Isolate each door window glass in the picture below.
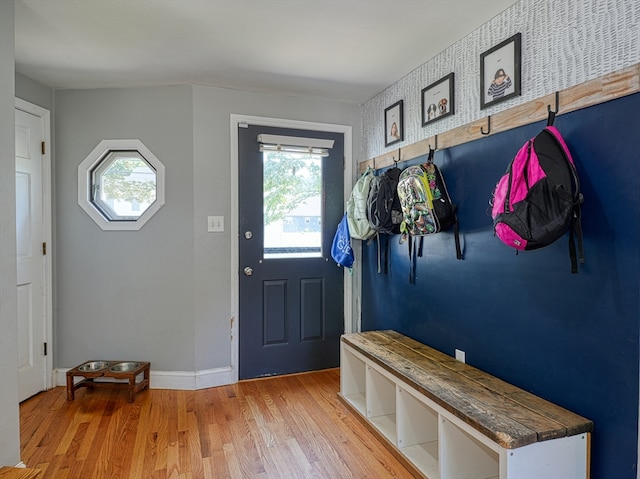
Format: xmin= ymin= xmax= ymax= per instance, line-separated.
xmin=263 ymin=150 xmax=323 ymax=258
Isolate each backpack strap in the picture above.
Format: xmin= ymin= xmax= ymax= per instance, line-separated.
xmin=568 ymin=194 xmax=585 ymax=273
xmin=568 ymin=216 xmax=584 ymax=273
xmin=408 ymin=236 xmax=424 ymax=284
xmin=426 ymin=147 xmax=435 ymax=164
xmin=375 ymin=232 xmax=382 ymax=274
xmin=408 ymin=235 xmax=415 ymax=284
xmin=427 ymin=147 xmax=463 ymax=261
xmin=568 ymin=223 xmax=578 ymax=273
xmin=567 ymin=150 xmax=584 ymax=273
xmin=575 ymin=211 xmax=585 ymax=264
xmin=374 ymin=233 xmax=391 ymax=275
xmin=383 ymin=234 xmax=390 ymax=274
xmin=406 ymin=235 xmax=423 ymax=284
xmin=452 ymin=205 xmax=463 ymax=260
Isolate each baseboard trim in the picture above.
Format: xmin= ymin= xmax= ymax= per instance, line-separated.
xmin=54 ymin=366 xmax=235 ymax=391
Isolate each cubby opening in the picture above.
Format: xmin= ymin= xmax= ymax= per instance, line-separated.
xmin=340 ymin=347 xmax=366 ymax=415
xmin=397 ymin=386 xmax=440 ymax=479
xmin=366 ymin=365 xmax=397 ymax=443
xmin=440 ymin=417 xmax=499 ymax=479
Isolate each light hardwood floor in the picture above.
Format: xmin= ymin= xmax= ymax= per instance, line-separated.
xmin=19 ymin=368 xmax=414 ymax=478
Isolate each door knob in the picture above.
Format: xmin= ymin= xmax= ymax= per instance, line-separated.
xmin=244 ymin=231 xmax=253 ymax=240
xmin=244 ymin=266 xmax=253 ymax=276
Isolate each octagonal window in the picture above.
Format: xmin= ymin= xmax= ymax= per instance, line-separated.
xmin=78 ymin=140 xmax=165 ymax=230
xmin=91 ymin=150 xmax=157 ymax=221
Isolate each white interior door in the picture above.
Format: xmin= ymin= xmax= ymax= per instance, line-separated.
xmin=15 ymin=106 xmax=47 ymax=401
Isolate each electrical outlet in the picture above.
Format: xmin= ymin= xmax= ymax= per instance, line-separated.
xmin=455 ymin=349 xmax=466 ymax=363
xmin=207 ymin=216 xmax=224 ymax=232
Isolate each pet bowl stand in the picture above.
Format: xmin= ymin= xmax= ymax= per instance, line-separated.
xmin=66 ymin=361 xmax=150 ymax=402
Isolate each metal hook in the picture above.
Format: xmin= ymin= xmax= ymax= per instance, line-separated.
xmin=481 ymin=116 xmax=491 ymax=135
xmin=548 ymin=91 xmax=560 ymax=114
xmin=429 ymin=134 xmax=438 ymax=152
xmin=547 ymin=91 xmax=559 ymax=126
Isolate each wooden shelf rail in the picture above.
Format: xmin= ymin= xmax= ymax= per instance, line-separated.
xmin=360 ymin=63 xmax=640 ymax=174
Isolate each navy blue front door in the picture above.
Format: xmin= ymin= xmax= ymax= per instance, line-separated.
xmin=238 ymin=124 xmax=345 ymax=379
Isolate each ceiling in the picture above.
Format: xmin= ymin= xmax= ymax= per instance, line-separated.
xmin=15 ymin=0 xmax=517 ymax=105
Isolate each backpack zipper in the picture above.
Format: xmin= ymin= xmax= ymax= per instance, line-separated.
xmin=505 ymin=140 xmax=532 ymax=212
xmin=524 ymin=141 xmax=532 ymax=189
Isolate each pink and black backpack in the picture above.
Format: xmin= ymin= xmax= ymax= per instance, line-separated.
xmin=490 ymin=125 xmax=584 ymax=273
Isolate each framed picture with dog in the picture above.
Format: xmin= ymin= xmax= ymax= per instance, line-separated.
xmin=384 ymin=100 xmax=404 ymax=147
xmin=421 ymin=73 xmax=455 ymax=126
xmin=480 ymin=33 xmax=521 ymax=109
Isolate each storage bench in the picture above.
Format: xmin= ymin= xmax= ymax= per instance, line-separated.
xmin=340 ymin=330 xmax=593 ymax=479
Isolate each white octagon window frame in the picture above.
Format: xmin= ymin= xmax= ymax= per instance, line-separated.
xmin=78 ymin=139 xmax=165 ymax=231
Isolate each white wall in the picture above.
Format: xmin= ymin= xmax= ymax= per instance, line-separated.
xmin=54 ymin=86 xmax=197 ymax=372
xmin=52 ymin=84 xmax=361 ymax=381
xmin=0 ymin=0 xmax=21 ymax=467
xmin=192 ymin=85 xmax=362 ymax=372
xmin=362 ymin=0 xmax=640 ymax=159
xmin=15 ymin=72 xmax=53 ymax=112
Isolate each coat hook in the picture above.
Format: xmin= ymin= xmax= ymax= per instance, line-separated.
xmin=547 ymin=91 xmax=559 ymax=126
xmin=481 ymin=116 xmax=491 ymax=135
xmin=429 ymin=134 xmax=438 ymax=152
xmin=548 ymin=91 xmax=560 ymax=114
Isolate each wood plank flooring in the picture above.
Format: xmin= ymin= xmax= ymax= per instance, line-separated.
xmin=19 ymin=368 xmax=414 ymax=478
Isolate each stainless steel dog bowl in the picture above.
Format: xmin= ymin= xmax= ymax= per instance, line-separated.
xmin=109 ymin=362 xmax=141 ymax=373
xmin=77 ymin=361 xmax=110 ymax=372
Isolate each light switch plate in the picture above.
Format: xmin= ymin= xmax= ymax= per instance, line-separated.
xmin=207 ymin=216 xmax=224 ymax=232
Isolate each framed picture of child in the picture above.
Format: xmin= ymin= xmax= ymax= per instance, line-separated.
xmin=384 ymin=100 xmax=404 ymax=147
xmin=480 ymin=33 xmax=521 ymax=109
xmin=422 ymin=73 xmax=455 ymax=126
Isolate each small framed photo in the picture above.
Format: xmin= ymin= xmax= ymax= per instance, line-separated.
xmin=422 ymin=73 xmax=455 ymax=126
xmin=384 ymin=100 xmax=404 ymax=147
xmin=480 ymin=33 xmax=521 ymax=109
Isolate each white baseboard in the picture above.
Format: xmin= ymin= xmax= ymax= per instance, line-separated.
xmin=54 ymin=366 xmax=235 ymax=391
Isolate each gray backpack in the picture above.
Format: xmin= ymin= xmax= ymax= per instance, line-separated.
xmin=347 ymin=167 xmax=375 ymax=240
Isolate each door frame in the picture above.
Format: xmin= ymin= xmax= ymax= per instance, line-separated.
xmin=15 ymin=97 xmax=53 ymax=393
xmin=230 ymin=114 xmax=354 ymax=383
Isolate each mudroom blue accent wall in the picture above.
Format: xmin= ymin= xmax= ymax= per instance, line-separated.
xmin=361 ymin=93 xmax=640 ymax=479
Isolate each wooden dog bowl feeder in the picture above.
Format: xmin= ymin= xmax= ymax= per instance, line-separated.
xmin=66 ymin=360 xmax=150 ymax=402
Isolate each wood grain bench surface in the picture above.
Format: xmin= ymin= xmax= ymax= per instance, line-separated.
xmin=342 ymin=330 xmax=593 ymax=449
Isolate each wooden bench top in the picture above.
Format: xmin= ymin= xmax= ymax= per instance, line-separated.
xmin=342 ymin=330 xmax=593 ymax=449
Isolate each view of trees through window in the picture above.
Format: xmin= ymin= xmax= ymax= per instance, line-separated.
xmin=92 ymin=152 xmax=156 ymax=220
xmin=263 ymin=151 xmax=322 ymax=258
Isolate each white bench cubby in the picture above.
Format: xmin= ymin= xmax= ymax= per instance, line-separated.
xmin=340 ymin=331 xmax=592 ymax=479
